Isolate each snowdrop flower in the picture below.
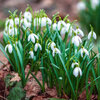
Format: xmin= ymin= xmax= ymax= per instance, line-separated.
xmin=5 ymin=19 xmax=14 ymax=32
xmin=34 ymin=18 xmax=39 ymax=26
xmin=91 ymin=0 xmax=99 ymax=10
xmin=57 ymin=20 xmax=67 ymax=31
xmin=72 ymin=35 xmax=82 ymax=47
xmin=59 ymin=77 xmax=63 ymax=80
xmin=71 ymin=62 xmax=79 ymax=68
xmin=80 ymin=47 xmax=89 ymax=57
xmin=28 ymin=33 xmax=39 ymax=43
xmin=23 ymin=18 xmax=31 ymax=28
xmin=88 ymin=31 xmax=97 ymax=40
xmin=77 ymin=1 xmax=86 ymax=12
xmin=65 ymin=23 xmax=73 ymax=36
xmin=52 ymin=48 xmax=61 ymax=57
xmin=5 ymin=18 xmax=14 ymax=27
xmin=41 ymin=17 xmax=47 ymax=27
xmin=46 ymin=17 xmax=52 ymax=25
xmin=29 ymin=51 xmax=34 ymax=59
xmin=5 ymin=44 xmax=13 ymax=54
xmin=24 ymin=11 xmax=32 ymax=22
xmin=75 ymin=28 xmax=84 ymax=37
xmin=9 ymin=27 xmax=17 ymax=36
xmin=34 ymin=43 xmax=42 ymax=52
xmin=53 ymin=23 xmax=57 ymax=30
xmin=73 ymin=67 xmax=82 ymax=77
xmin=48 ymin=42 xmax=56 ymax=50
xmin=15 ymin=17 xmax=19 ymax=25
xmin=60 ymin=27 xmax=67 ymax=35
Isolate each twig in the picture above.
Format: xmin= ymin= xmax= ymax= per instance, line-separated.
xmin=0 ymin=95 xmax=7 ymax=100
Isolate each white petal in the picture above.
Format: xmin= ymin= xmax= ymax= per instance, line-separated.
xmin=5 ymin=45 xmax=8 ymax=52
xmin=31 ymin=35 xmax=35 ymax=43
xmin=77 ymin=1 xmax=86 ymax=11
xmin=53 ymin=23 xmax=57 ymax=30
xmin=73 ymin=67 xmax=82 ymax=77
xmin=28 ymin=35 xmax=31 ymax=41
xmin=8 ymin=44 xmax=12 ymax=53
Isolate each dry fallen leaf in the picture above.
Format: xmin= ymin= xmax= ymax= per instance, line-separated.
xmin=10 ymin=73 xmax=21 ymax=82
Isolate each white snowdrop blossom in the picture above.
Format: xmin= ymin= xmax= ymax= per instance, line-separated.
xmin=34 ymin=18 xmax=39 ymax=26
xmin=41 ymin=17 xmax=52 ymax=27
xmin=71 ymin=62 xmax=79 ymax=68
xmin=65 ymin=23 xmax=73 ymax=36
xmin=75 ymin=28 xmax=84 ymax=37
xmin=5 ymin=44 xmax=13 ymax=54
xmin=9 ymin=27 xmax=17 ymax=36
xmin=72 ymin=36 xmax=82 ymax=47
xmin=23 ymin=18 xmax=31 ymax=28
xmin=57 ymin=20 xmax=67 ymax=31
xmin=28 ymin=33 xmax=39 ymax=43
xmin=80 ymin=47 xmax=89 ymax=57
xmin=24 ymin=11 xmax=32 ymax=22
xmin=53 ymin=23 xmax=57 ymax=30
xmin=91 ymin=0 xmax=99 ymax=10
xmin=52 ymin=48 xmax=61 ymax=57
xmin=46 ymin=17 xmax=52 ymax=25
xmin=73 ymin=67 xmax=82 ymax=77
xmin=29 ymin=51 xmax=34 ymax=59
xmin=41 ymin=17 xmax=47 ymax=27
xmin=15 ymin=17 xmax=19 ymax=25
xmin=5 ymin=19 xmax=14 ymax=27
xmin=34 ymin=43 xmax=42 ymax=52
xmin=60 ymin=23 xmax=72 ymax=36
xmin=88 ymin=31 xmax=97 ymax=40
xmin=77 ymin=1 xmax=86 ymax=11
xmin=60 ymin=27 xmax=67 ymax=35
xmin=59 ymin=77 xmax=63 ymax=80
xmin=49 ymin=42 xmax=56 ymax=51
xmin=5 ymin=19 xmax=14 ymax=32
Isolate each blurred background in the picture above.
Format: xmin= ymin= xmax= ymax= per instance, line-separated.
xmin=0 ymin=0 xmax=78 ymax=31
xmin=0 ymin=0 xmax=100 ymax=41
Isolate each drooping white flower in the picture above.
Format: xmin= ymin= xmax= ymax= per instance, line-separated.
xmin=77 ymin=1 xmax=86 ymax=12
xmin=71 ymin=62 xmax=79 ymax=68
xmin=46 ymin=17 xmax=52 ymax=25
xmin=88 ymin=31 xmax=97 ymax=40
xmin=5 ymin=44 xmax=13 ymax=54
xmin=23 ymin=18 xmax=31 ymax=28
xmin=73 ymin=67 xmax=82 ymax=77
xmin=75 ymin=28 xmax=84 ymax=37
xmin=5 ymin=19 xmax=14 ymax=27
xmin=72 ymin=36 xmax=82 ymax=47
xmin=5 ymin=19 xmax=14 ymax=32
xmin=24 ymin=11 xmax=32 ymax=22
xmin=29 ymin=51 xmax=34 ymax=59
xmin=65 ymin=23 xmax=73 ymax=36
xmin=52 ymin=48 xmax=61 ymax=57
xmin=9 ymin=27 xmax=17 ymax=36
xmin=60 ymin=27 xmax=67 ymax=35
xmin=53 ymin=23 xmax=57 ymax=30
xmin=80 ymin=47 xmax=89 ymax=57
xmin=34 ymin=43 xmax=42 ymax=52
xmin=15 ymin=17 xmax=19 ymax=25
xmin=41 ymin=17 xmax=47 ymax=27
xmin=91 ymin=0 xmax=99 ymax=10
xmin=34 ymin=18 xmax=39 ymax=26
xmin=48 ymin=42 xmax=56 ymax=51
xmin=57 ymin=20 xmax=67 ymax=31
xmin=28 ymin=33 xmax=39 ymax=43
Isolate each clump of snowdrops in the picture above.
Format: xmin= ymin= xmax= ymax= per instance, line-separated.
xmin=77 ymin=0 xmax=100 ymax=36
xmin=0 ymin=6 xmax=99 ymax=99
